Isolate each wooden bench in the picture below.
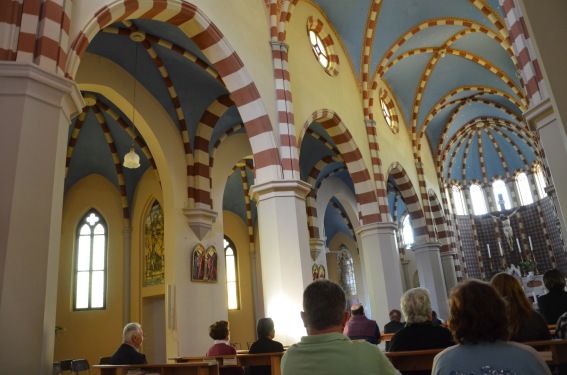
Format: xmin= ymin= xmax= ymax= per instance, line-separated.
xmin=172 ymin=352 xmax=284 ymax=375
xmin=384 ymin=339 xmax=567 ymax=372
xmin=94 ymin=362 xmax=219 ymax=375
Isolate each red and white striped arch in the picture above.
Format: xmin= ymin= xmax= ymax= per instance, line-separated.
xmin=65 ymin=0 xmax=282 ymax=183
xmin=299 ymin=109 xmax=381 ymax=225
xmin=387 ymin=162 xmax=428 ymax=244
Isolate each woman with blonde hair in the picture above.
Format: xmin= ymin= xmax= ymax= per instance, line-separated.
xmin=490 ymin=272 xmax=551 ymax=342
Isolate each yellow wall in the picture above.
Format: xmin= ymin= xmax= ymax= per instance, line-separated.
xmin=224 ymin=211 xmax=256 ymax=349
xmin=55 ymin=174 xmax=125 ymax=365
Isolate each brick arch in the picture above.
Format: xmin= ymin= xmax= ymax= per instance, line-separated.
xmin=387 ymin=162 xmax=428 ymax=243
xmin=427 ymin=189 xmax=452 ymax=254
xmin=299 ymin=109 xmax=380 ymax=225
xmin=65 ymin=0 xmax=281 ymax=183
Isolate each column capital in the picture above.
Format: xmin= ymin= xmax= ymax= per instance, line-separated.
xmin=182 ymin=207 xmax=218 ymax=240
xmin=523 ymin=97 xmax=555 ymax=131
xmin=0 ymin=62 xmax=84 ymax=122
xmin=411 ymin=241 xmax=442 ymax=254
xmin=249 ymin=179 xmax=311 ymax=202
xmin=309 ymin=238 xmax=328 ymax=260
xmin=355 ymin=221 xmax=397 ymax=237
xmin=269 ymin=40 xmax=289 ymax=53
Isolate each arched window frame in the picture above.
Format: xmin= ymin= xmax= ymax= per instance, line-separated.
xmin=402 ymin=213 xmax=414 ymax=245
xmin=516 ymin=172 xmax=534 ymax=206
xmin=224 ymin=237 xmax=240 ymax=310
xmin=492 ymin=179 xmax=511 ymax=211
xmin=451 ymin=185 xmax=467 ymax=215
xmin=337 ymin=247 xmax=357 ymax=296
xmin=534 ymin=164 xmax=547 ymax=199
xmin=74 ymin=209 xmax=107 ymax=311
xmin=470 ymin=183 xmax=488 ymax=215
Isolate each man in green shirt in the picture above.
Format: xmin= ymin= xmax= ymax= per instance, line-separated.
xmin=281 ymin=279 xmax=400 ymax=375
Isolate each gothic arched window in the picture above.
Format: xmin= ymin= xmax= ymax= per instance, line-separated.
xmin=402 ymin=214 xmax=414 ymax=245
xmin=534 ymin=165 xmax=547 ymax=199
xmin=451 ymin=185 xmax=466 ymax=215
xmin=74 ymin=210 xmax=107 ymax=310
xmin=337 ymin=248 xmax=356 ymax=296
xmin=516 ymin=172 xmax=533 ymax=205
xmin=470 ymin=183 xmax=487 ymax=215
xmin=224 ymin=237 xmax=239 ymax=310
xmin=492 ymin=179 xmax=511 ymax=211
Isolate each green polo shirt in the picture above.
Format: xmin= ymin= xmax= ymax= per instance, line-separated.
xmin=281 ymin=332 xmax=400 ymax=375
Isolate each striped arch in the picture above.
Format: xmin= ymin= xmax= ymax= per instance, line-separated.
xmin=299 ymin=110 xmax=381 ymax=224
xmin=305 ymin=156 xmax=345 ymax=240
xmin=427 ymin=190 xmax=452 ymax=253
xmin=65 ymin=0 xmax=282 ymax=183
xmin=193 ymin=94 xmax=235 ymax=209
xmin=387 ymin=162 xmax=428 ymax=243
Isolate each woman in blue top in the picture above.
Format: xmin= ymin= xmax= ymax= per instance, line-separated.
xmin=432 ymin=280 xmax=551 ymax=375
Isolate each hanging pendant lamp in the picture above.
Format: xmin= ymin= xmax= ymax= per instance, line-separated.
xmin=123 ymin=31 xmax=145 ymax=169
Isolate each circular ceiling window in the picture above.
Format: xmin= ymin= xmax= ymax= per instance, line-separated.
xmin=307 ymin=17 xmax=339 ymax=76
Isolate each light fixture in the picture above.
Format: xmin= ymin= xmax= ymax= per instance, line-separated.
xmin=123 ymin=31 xmax=145 ymax=169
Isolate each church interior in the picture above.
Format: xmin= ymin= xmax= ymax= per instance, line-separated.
xmin=2 ymin=0 xmax=567 ymax=373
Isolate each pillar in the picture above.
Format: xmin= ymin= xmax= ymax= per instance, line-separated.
xmin=249 ymin=180 xmax=312 ymax=345
xmin=412 ymin=242 xmax=449 ymax=319
xmin=356 ymin=221 xmax=404 ymax=328
xmin=440 ymin=251 xmax=458 ymax=294
xmin=0 ymin=62 xmax=83 ymax=374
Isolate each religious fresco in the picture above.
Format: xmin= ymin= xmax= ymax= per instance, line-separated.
xmin=143 ymin=200 xmax=165 ymax=286
xmin=192 ymin=244 xmax=218 ymax=282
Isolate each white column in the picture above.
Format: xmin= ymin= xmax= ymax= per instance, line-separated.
xmin=355 ymin=221 xmax=404 ymax=329
xmin=440 ymin=251 xmax=458 ymax=295
xmin=412 ymin=242 xmax=449 ymax=319
xmin=249 ymin=180 xmax=312 ymax=345
xmin=0 ymin=62 xmax=83 ymax=374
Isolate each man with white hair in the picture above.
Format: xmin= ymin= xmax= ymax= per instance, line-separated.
xmin=109 ymin=322 xmax=147 ymax=365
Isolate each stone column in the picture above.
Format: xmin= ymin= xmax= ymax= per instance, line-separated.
xmin=0 ymin=62 xmax=83 ymax=374
xmin=412 ymin=242 xmax=449 ymax=319
xmin=356 ymin=221 xmax=404 ymax=328
xmin=123 ymin=227 xmax=132 ymax=325
xmin=440 ymin=251 xmax=458 ymax=294
xmin=249 ymin=180 xmax=312 ymax=345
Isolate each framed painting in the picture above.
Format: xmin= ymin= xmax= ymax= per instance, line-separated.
xmin=191 ymin=244 xmax=217 ymax=283
xmin=143 ymin=200 xmax=164 ymax=286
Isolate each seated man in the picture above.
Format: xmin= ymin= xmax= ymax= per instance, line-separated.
xmin=281 ymin=279 xmax=400 ymax=375
xmin=109 ymin=322 xmax=147 ymax=365
xmin=343 ymin=303 xmax=381 ymax=344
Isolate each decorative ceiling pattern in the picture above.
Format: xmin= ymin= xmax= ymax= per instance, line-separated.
xmin=66 ymin=1 xmax=539 ymax=242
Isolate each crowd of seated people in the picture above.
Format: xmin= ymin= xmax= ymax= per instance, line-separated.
xmin=98 ymin=268 xmax=567 ymax=375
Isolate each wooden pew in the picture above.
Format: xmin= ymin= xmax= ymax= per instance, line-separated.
xmin=384 ymin=339 xmax=567 ymax=372
xmin=94 ymin=362 xmax=219 ymax=375
xmin=172 ymin=352 xmax=284 ymax=375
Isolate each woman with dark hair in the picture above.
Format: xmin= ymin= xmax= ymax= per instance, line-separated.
xmin=432 ymin=280 xmax=551 ymax=375
xmin=491 ymin=272 xmax=551 ymax=342
xmin=206 ymin=320 xmax=243 ymax=375
xmin=538 ymin=268 xmax=567 ymax=324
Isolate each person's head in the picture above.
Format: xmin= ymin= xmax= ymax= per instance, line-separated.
xmin=350 ymin=303 xmax=364 ymax=316
xmin=301 ymin=279 xmax=348 ymax=334
xmin=543 ymin=268 xmax=566 ymax=292
xmin=401 ymin=288 xmax=432 ymax=324
xmin=447 ymin=279 xmax=509 ymax=344
xmin=389 ymin=309 xmax=402 ymax=322
xmin=123 ymin=322 xmax=144 ymax=350
xmin=491 ymin=272 xmax=533 ymax=312
xmin=256 ymin=317 xmax=275 ymax=339
xmin=209 ymin=320 xmax=230 ymax=340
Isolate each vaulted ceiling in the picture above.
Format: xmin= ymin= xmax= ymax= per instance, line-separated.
xmin=68 ymin=1 xmax=537 ymax=242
